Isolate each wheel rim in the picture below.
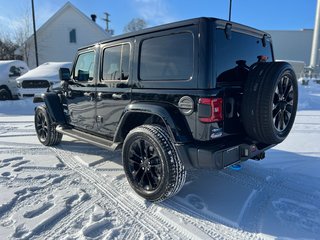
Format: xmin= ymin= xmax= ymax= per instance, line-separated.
xmin=0 ymin=91 xmax=9 ymax=100
xmin=35 ymin=112 xmax=48 ymax=142
xmin=127 ymin=138 xmax=163 ymax=192
xmin=272 ymin=75 xmax=295 ymax=132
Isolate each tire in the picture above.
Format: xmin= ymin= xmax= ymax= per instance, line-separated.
xmin=122 ymin=125 xmax=186 ymax=202
xmin=34 ymin=106 xmax=63 ymax=146
xmin=241 ymin=62 xmax=298 ymax=144
xmin=0 ymin=88 xmax=12 ymax=100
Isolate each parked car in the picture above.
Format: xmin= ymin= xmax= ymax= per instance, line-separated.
xmin=16 ymin=62 xmax=72 ymax=98
xmin=0 ymin=60 xmax=29 ymax=100
xmin=34 ymin=17 xmax=298 ymax=202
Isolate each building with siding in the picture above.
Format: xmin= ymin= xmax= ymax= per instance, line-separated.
xmin=266 ymin=29 xmax=313 ymax=66
xmin=16 ymin=2 xmax=110 ymax=69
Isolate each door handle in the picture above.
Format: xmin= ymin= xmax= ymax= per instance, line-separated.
xmin=97 ymin=92 xmax=111 ymax=100
xmin=84 ymin=92 xmax=95 ymax=97
xmin=112 ymin=93 xmax=126 ymax=100
xmin=84 ymin=92 xmax=95 ymax=101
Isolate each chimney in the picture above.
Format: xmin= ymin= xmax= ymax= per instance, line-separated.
xmin=91 ymin=14 xmax=97 ymax=22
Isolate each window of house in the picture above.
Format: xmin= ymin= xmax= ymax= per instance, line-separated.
xmin=102 ymin=44 xmax=130 ymax=80
xmin=70 ymin=29 xmax=77 ymax=43
xmin=74 ymin=51 xmax=95 ymax=81
xmin=139 ymin=32 xmax=194 ymax=81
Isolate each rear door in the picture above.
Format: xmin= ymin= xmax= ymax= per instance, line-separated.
xmin=95 ymin=42 xmax=131 ymax=138
xmin=67 ymin=49 xmax=97 ymax=132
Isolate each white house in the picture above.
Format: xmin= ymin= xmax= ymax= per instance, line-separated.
xmin=16 ymin=2 xmax=110 ymax=69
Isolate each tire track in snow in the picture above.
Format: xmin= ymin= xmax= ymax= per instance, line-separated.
xmin=52 ymin=146 xmax=174 ymax=239
xmin=52 ymin=145 xmax=260 ymax=240
xmin=214 ymin=167 xmax=320 ymax=234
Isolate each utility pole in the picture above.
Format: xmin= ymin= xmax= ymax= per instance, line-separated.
xmin=102 ymin=12 xmax=114 ymax=35
xmin=31 ymin=0 xmax=39 ymax=67
xmin=102 ymin=12 xmax=111 ymax=32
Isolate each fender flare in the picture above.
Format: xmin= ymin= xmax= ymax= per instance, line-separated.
xmin=38 ymin=92 xmax=66 ymax=125
xmin=114 ymin=102 xmax=193 ymax=144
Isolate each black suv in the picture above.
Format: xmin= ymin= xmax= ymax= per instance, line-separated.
xmin=34 ymin=18 xmax=298 ymax=202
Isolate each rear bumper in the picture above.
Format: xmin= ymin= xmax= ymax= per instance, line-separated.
xmin=175 ymin=136 xmax=274 ymax=170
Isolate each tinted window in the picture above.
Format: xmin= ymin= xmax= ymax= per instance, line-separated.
xmin=74 ymin=51 xmax=95 ymax=81
xmin=102 ymin=44 xmax=130 ymax=80
xmin=215 ymin=30 xmax=273 ymax=83
xmin=139 ymin=32 xmax=193 ymax=80
xmin=9 ymin=66 xmax=22 ymax=77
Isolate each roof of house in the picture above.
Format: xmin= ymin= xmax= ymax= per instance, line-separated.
xmin=15 ymin=1 xmax=109 ymax=55
xmin=35 ymin=2 xmax=109 ymax=37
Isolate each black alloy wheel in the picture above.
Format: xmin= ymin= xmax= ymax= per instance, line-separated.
xmin=34 ymin=106 xmax=63 ymax=146
xmin=122 ymin=125 xmax=186 ymax=202
xmin=241 ymin=62 xmax=298 ymax=144
xmin=272 ymin=75 xmax=295 ymax=132
xmin=35 ymin=110 xmax=49 ymax=142
xmin=127 ymin=137 xmax=163 ymax=192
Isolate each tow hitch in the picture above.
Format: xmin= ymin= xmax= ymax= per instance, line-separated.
xmin=251 ymin=152 xmax=266 ymax=161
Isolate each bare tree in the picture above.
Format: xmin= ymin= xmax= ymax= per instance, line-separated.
xmin=0 ymin=21 xmax=19 ymax=60
xmin=14 ymin=8 xmax=33 ymax=65
xmin=123 ymin=18 xmax=147 ymax=33
xmin=0 ymin=38 xmax=19 ymax=60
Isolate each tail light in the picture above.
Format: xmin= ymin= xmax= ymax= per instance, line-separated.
xmin=198 ymin=97 xmax=223 ymax=123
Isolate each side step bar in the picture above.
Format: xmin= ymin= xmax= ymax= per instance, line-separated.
xmin=56 ymin=125 xmax=120 ymax=151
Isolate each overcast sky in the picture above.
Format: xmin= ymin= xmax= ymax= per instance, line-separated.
xmin=0 ymin=0 xmax=317 ymax=37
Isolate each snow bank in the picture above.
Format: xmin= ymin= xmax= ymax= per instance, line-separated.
xmin=298 ymin=80 xmax=320 ymax=110
xmin=0 ymin=98 xmax=37 ymax=116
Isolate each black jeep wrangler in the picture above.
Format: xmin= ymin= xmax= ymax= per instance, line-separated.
xmin=34 ymin=18 xmax=298 ymax=202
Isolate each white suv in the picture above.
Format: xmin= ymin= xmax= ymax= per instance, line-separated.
xmin=0 ymin=60 xmax=29 ymax=100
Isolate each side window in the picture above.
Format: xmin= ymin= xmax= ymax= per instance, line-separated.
xmin=74 ymin=51 xmax=95 ymax=81
xmin=139 ymin=32 xmax=193 ymax=81
xmin=9 ymin=66 xmax=22 ymax=77
xmin=102 ymin=44 xmax=130 ymax=80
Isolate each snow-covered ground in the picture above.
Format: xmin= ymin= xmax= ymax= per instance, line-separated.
xmin=0 ymin=82 xmax=320 ymax=240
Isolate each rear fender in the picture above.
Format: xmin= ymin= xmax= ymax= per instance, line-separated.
xmin=114 ymin=102 xmax=193 ymax=144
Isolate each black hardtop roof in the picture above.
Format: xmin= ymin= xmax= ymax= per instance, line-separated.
xmin=79 ymin=17 xmax=269 ymax=51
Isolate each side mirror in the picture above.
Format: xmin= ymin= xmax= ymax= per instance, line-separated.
xmin=59 ymin=68 xmax=71 ymax=81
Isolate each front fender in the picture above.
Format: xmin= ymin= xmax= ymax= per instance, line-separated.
xmin=115 ymin=102 xmax=193 ymax=143
xmin=39 ymin=92 xmax=66 ymax=125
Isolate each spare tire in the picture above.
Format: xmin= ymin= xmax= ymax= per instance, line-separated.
xmin=241 ymin=62 xmax=298 ymax=144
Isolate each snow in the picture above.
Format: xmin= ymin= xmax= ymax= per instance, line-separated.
xmin=0 ymin=81 xmax=320 ymax=239
xmin=0 ymin=60 xmax=29 ymax=77
xmin=16 ymin=62 xmax=72 ymax=83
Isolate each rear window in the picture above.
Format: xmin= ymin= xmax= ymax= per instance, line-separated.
xmin=215 ymin=30 xmax=273 ymax=83
xmin=139 ymin=32 xmax=194 ymax=81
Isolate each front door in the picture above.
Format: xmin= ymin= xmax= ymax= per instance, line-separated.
xmin=66 ymin=50 xmax=97 ymax=132
xmin=96 ymin=43 xmax=131 ymax=138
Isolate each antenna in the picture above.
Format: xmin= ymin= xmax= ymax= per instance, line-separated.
xmin=228 ymin=0 xmax=233 ymax=22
